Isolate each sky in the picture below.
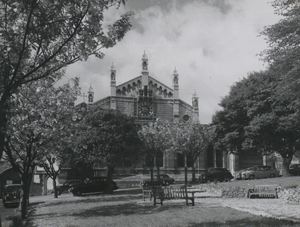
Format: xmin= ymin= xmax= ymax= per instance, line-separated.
xmin=64 ymin=0 xmax=282 ymax=124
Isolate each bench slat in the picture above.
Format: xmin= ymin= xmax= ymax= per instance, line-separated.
xmin=152 ymin=186 xmax=195 ymax=206
xmin=248 ymin=184 xmax=279 ymax=199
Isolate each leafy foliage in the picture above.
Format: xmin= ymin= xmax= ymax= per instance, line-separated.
xmin=213 ymin=68 xmax=300 ymax=176
xmin=138 ymin=122 xmax=172 ymax=182
xmin=170 ymin=122 xmax=210 ymax=182
xmin=0 ymin=0 xmax=133 ymax=159
xmin=76 ymin=108 xmax=142 ymax=192
xmin=4 ymin=77 xmax=79 ymax=217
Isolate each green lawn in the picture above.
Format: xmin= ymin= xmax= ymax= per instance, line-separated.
xmin=24 ymin=192 xmax=299 ymax=227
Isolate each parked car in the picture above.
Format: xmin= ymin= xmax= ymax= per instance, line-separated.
xmin=198 ymin=168 xmax=233 ymax=183
xmin=140 ymin=174 xmax=175 ymax=186
xmin=234 ymin=169 xmax=248 ymax=180
xmin=71 ymin=177 xmax=118 ymax=196
xmin=238 ymin=166 xmax=280 ymax=180
xmin=289 ymin=164 xmax=300 ymax=176
xmin=56 ymin=179 xmax=82 ymax=195
xmin=2 ymin=184 xmax=22 ymax=208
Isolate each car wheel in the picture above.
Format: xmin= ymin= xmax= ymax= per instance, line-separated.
xmin=224 ymin=178 xmax=229 ymax=182
xmin=145 ymin=182 xmax=149 ymax=186
xmin=269 ymin=174 xmax=275 ymax=178
xmin=4 ymin=203 xmax=8 ymax=208
xmin=163 ymin=181 xmax=170 ymax=186
xmin=249 ymin=175 xmax=255 ymax=180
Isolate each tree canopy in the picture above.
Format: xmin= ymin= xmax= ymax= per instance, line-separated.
xmin=4 ymin=77 xmax=79 ymax=218
xmin=212 ymin=68 xmax=300 ymax=176
xmin=76 ymin=108 xmax=142 ymax=192
xmin=171 ymin=122 xmax=209 ymax=182
xmin=0 ymin=0 xmax=133 ymax=159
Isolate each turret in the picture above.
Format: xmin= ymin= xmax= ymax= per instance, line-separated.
xmin=88 ymin=84 xmax=94 ymax=103
xmin=141 ymin=51 xmax=149 ymax=86
xmin=110 ymin=62 xmax=116 ymax=96
xmin=192 ymin=91 xmax=200 ymax=123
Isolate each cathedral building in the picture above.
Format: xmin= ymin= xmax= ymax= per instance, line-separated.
xmin=86 ymin=52 xmax=200 ymax=125
xmin=75 ymin=52 xmax=266 ymax=176
xmin=78 ymin=52 xmax=210 ymax=175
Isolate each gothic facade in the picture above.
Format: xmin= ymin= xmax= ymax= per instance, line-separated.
xmin=76 ymin=53 xmax=265 ymax=176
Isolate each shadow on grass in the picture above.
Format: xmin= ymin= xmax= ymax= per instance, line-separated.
xmin=40 ymin=194 xmax=143 ymax=207
xmin=26 ymin=201 xmax=300 ymax=227
xmin=26 ymin=202 xmax=178 ymax=226
xmin=71 ymin=202 xmax=177 ymax=217
xmin=188 ymin=218 xmax=298 ymax=227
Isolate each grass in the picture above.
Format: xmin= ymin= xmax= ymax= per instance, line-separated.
xmin=197 ymin=175 xmax=300 ymax=192
xmin=26 ymin=186 xmax=300 ymax=227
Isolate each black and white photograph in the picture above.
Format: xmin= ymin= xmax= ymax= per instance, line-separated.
xmin=1 ymin=0 xmax=300 ymax=226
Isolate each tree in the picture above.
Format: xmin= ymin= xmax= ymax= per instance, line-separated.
xmin=76 ymin=108 xmax=142 ymax=193
xmin=4 ymin=77 xmax=79 ymax=219
xmin=0 ymin=0 xmax=133 ymax=159
xmin=171 ymin=122 xmax=209 ymax=183
xmin=41 ymin=147 xmax=76 ymax=199
xmin=138 ymin=122 xmax=172 ymax=185
xmin=212 ymin=72 xmax=265 ymax=154
xmin=260 ymin=0 xmax=300 ymax=76
xmin=213 ymin=69 xmax=300 ymax=176
xmin=259 ymin=0 xmax=300 ymax=175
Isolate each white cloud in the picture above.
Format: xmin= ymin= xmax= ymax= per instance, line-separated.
xmin=65 ymin=0 xmax=281 ymax=124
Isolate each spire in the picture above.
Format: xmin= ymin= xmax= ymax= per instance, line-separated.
xmin=110 ymin=62 xmax=116 ymax=96
xmin=142 ymin=50 xmax=148 ymax=60
xmin=111 ymin=62 xmax=116 ymax=71
xmin=192 ymin=90 xmax=199 ymax=123
xmin=173 ymin=67 xmax=178 ymax=75
xmin=173 ymin=67 xmax=179 ymax=85
xmin=110 ymin=62 xmax=116 ymax=81
xmin=142 ymin=51 xmax=148 ymax=72
xmin=88 ymin=84 xmax=94 ymax=103
xmin=88 ymin=83 xmax=93 ymax=92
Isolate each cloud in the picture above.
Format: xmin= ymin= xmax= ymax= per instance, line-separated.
xmin=66 ymin=0 xmax=281 ymax=124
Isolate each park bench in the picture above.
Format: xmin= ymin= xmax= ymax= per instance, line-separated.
xmin=248 ymin=184 xmax=280 ymax=199
xmin=142 ymin=186 xmax=153 ymax=201
xmin=152 ymin=185 xmax=197 ymax=206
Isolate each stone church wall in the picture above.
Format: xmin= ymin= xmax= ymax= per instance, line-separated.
xmin=116 ymin=99 xmax=135 ymax=116
xmin=156 ymin=101 xmax=173 ymax=122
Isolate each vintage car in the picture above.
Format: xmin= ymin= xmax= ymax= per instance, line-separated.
xmin=289 ymin=164 xmax=300 ymax=176
xmin=56 ymin=179 xmax=82 ymax=195
xmin=238 ymin=166 xmax=280 ymax=180
xmin=198 ymin=168 xmax=234 ymax=183
xmin=140 ymin=174 xmax=175 ymax=186
xmin=2 ymin=184 xmax=22 ymax=208
xmin=71 ymin=177 xmax=118 ymax=196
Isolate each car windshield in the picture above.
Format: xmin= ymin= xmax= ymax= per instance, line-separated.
xmin=6 ymin=186 xmax=21 ymax=192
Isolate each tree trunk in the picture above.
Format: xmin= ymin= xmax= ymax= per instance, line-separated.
xmin=156 ymin=166 xmax=160 ymax=182
xmin=21 ymin=175 xmax=31 ymax=219
xmin=0 ymin=102 xmax=8 ymax=160
xmin=106 ymin=164 xmax=114 ymax=194
xmin=192 ymin=165 xmax=196 ymax=183
xmin=53 ymin=177 xmax=58 ymax=198
xmin=281 ymin=155 xmax=292 ymax=177
xmin=184 ymin=155 xmax=188 ymax=187
xmin=150 ymin=167 xmax=154 ymax=189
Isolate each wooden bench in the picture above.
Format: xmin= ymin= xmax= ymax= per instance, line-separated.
xmin=152 ymin=185 xmax=196 ymax=206
xmin=142 ymin=186 xmax=153 ymax=201
xmin=248 ymin=184 xmax=280 ymax=199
